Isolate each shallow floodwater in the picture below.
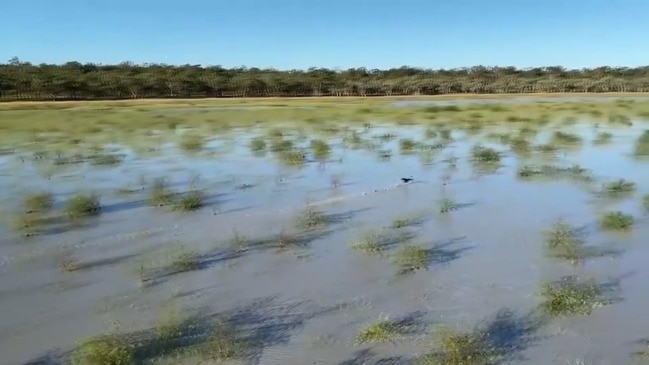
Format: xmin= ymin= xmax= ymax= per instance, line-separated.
xmin=1 ymin=113 xmax=649 ymax=364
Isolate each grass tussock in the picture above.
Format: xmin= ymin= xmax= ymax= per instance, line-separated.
xmin=89 ymin=152 xmax=124 ymax=166
xmin=399 ymin=138 xmax=418 ymax=153
xmin=355 ymin=316 xmax=404 ymax=345
xmin=517 ymin=164 xmax=592 ymax=182
xmin=350 ymin=230 xmax=411 ymax=254
xmin=598 ymin=211 xmax=634 ymax=231
xmin=279 ymin=150 xmax=307 ymax=166
xmin=65 ymin=193 xmax=101 ymax=219
xmin=470 ymin=145 xmax=501 ymax=163
xmin=600 ymin=178 xmax=636 ymax=197
xmin=70 ymin=313 xmax=248 ymax=365
xmin=392 ymin=244 xmax=431 ymax=274
xmin=310 ymin=139 xmax=332 ymax=160
xmin=539 ymin=279 xmax=605 ymax=317
xmin=248 ymin=137 xmax=266 ymax=152
xmin=23 ymin=191 xmax=54 ymax=213
xmin=417 ymin=326 xmax=498 ymax=365
xmin=551 ymin=130 xmax=582 ymax=145
xmin=172 ymin=189 xmax=204 ymax=212
xmin=295 ymin=205 xmax=329 ymax=229
xmin=439 ymin=198 xmax=458 ymax=214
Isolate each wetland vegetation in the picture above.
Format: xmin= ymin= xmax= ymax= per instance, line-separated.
xmin=1 ymin=94 xmax=649 ymax=364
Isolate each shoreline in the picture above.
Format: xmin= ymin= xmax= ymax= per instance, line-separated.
xmin=1 ymin=92 xmax=649 ymax=108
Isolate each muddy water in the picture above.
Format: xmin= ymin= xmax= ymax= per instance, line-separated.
xmin=1 ymin=116 xmax=649 ymax=364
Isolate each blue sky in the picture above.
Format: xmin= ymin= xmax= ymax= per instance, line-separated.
xmin=2 ymin=0 xmax=648 ymax=70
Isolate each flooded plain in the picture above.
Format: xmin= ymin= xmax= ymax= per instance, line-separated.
xmin=2 ymin=97 xmax=649 ymax=365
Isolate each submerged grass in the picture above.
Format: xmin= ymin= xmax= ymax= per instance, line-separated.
xmin=599 ymin=178 xmax=636 ymax=197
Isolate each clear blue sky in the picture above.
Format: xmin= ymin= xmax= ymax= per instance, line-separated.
xmin=2 ymin=0 xmax=648 ymax=70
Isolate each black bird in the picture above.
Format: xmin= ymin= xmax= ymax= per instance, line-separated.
xmin=401 ymin=177 xmax=414 ymax=183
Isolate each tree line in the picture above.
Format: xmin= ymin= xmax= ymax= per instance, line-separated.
xmin=2 ymin=57 xmax=649 ymax=101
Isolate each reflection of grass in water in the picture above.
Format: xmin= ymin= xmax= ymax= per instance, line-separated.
xmin=598 ymin=211 xmax=633 ymax=231
xmin=539 ymin=279 xmax=604 ymax=317
xmin=354 ymin=316 xmax=404 ymax=345
xmin=23 ymin=191 xmax=54 ymax=213
xmin=65 ymin=193 xmax=102 ymax=219
xmin=593 ymin=131 xmax=613 ymax=145
xmin=148 ymin=177 xmax=175 ymax=207
xmin=392 ymin=244 xmax=431 ymax=274
xmin=634 ymin=130 xmax=649 ymax=156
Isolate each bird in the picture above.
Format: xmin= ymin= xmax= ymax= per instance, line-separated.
xmin=401 ymin=177 xmax=414 ymax=183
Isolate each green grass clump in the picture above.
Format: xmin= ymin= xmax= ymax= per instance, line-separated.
xmin=539 ymin=280 xmax=604 ymax=317
xmin=470 ymin=145 xmax=501 ymax=162
xmin=89 ymin=152 xmax=124 ymax=166
xmin=600 ymin=178 xmax=636 ymax=196
xmin=351 ymin=231 xmax=385 ymax=254
xmin=65 ymin=193 xmax=101 ymax=219
xmin=279 ymin=150 xmax=307 ymax=166
xmin=355 ymin=316 xmax=403 ymax=345
xmin=392 ymin=244 xmax=431 ymax=274
xmin=295 ymin=205 xmax=329 ymax=229
xmin=551 ymin=130 xmax=582 ymax=144
xmin=390 ymin=213 xmax=424 ymax=229
xmin=399 ymin=138 xmax=417 ymax=153
xmin=417 ymin=326 xmax=498 ymax=365
xmin=168 ymin=248 xmax=201 ymax=273
xmin=172 ymin=190 xmax=204 ymax=211
xmin=310 ymin=139 xmax=332 ymax=160
xmin=598 ymin=211 xmax=634 ymax=231
xmin=643 ymin=194 xmax=649 ymax=212
xmin=248 ymin=137 xmax=266 ymax=152
xmin=70 ymin=335 xmax=134 ymax=365
xmin=23 ymin=191 xmax=54 ymax=213
xmin=439 ymin=198 xmax=457 ymax=214
xmin=269 ymin=138 xmax=294 ymax=152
